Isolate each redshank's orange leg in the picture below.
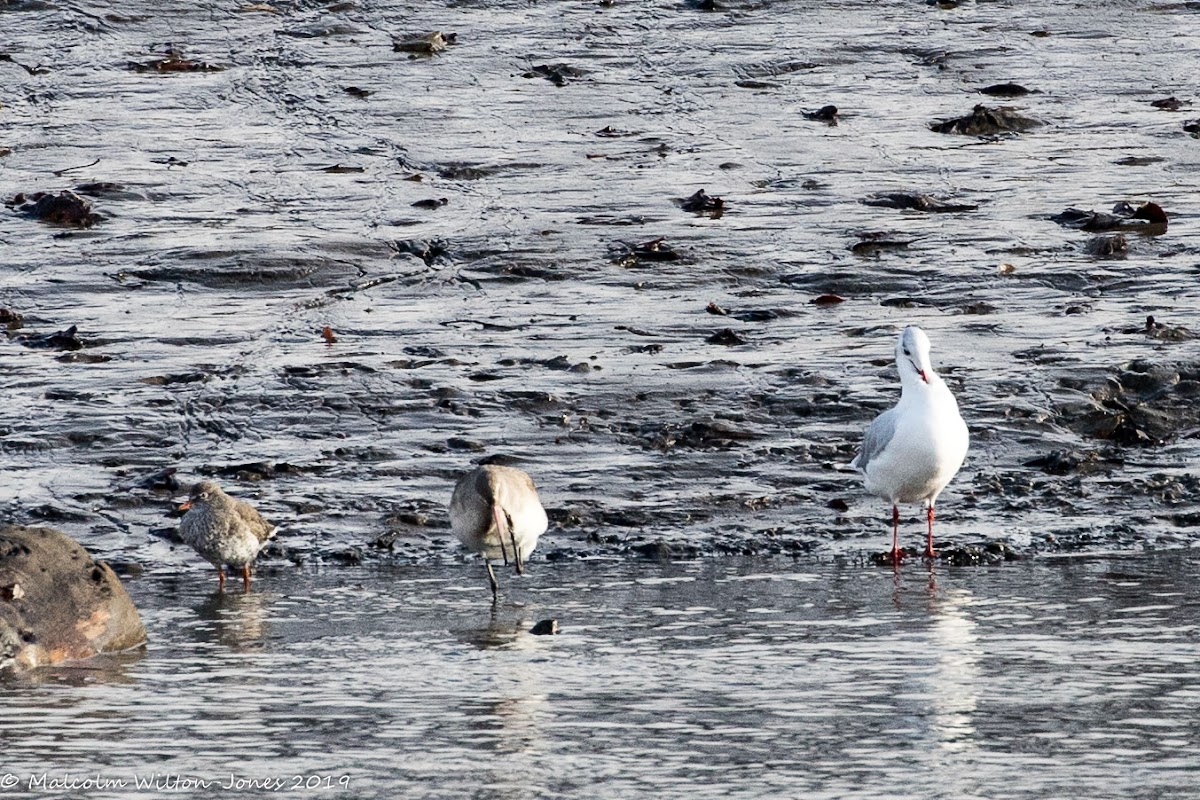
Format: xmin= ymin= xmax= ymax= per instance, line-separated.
xmin=217 ymin=567 xmax=226 ymax=591
xmin=242 ymin=564 xmax=252 ymax=593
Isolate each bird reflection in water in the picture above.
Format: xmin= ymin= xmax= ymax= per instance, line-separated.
xmin=921 ymin=584 xmax=983 ymax=800
xmin=195 ymin=589 xmax=271 ymax=651
xmin=456 ymin=611 xmax=554 ymax=798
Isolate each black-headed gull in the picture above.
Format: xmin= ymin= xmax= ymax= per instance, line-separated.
xmin=449 ymin=464 xmax=548 ymax=601
xmin=851 ymin=326 xmax=969 ymax=562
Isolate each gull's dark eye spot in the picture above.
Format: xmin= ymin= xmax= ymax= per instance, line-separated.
xmin=902 ymin=348 xmax=911 ymax=356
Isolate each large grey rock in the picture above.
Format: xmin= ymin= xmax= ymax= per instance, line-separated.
xmin=0 ymin=525 xmax=146 ymax=674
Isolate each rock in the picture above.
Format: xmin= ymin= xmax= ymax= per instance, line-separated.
xmin=1050 ymin=201 xmax=1168 ymax=232
xmin=8 ymin=191 xmax=100 ymax=227
xmin=679 ymin=189 xmax=725 ymax=216
xmin=17 ymin=324 xmax=85 ymax=351
xmin=1150 ymin=96 xmax=1189 ymax=111
xmin=810 ymin=294 xmax=845 ymax=306
xmin=802 ymin=105 xmax=838 ymax=124
xmin=851 ymin=232 xmax=915 ymax=253
xmin=870 ymin=546 xmax=916 ymax=566
xmin=611 ymin=237 xmax=681 ymax=267
xmin=707 ymin=328 xmax=746 ymax=346
xmin=860 ymin=192 xmax=977 ymax=212
xmin=0 ymin=307 xmax=23 ymax=329
xmin=1 ymin=525 xmax=146 ymax=674
xmin=530 ymin=619 xmax=559 ymax=635
xmin=1023 ymin=450 xmax=1084 ymax=476
xmin=1083 ymin=233 xmax=1128 ymax=258
xmin=129 ymin=48 xmax=223 ymax=72
xmin=393 ymin=239 xmax=448 ymax=266
xmin=73 ymin=182 xmax=136 ymax=199
xmin=393 ymin=31 xmax=456 ymax=55
xmin=522 ymin=64 xmax=585 ymax=86
xmin=978 ymin=83 xmax=1038 ymax=97
xmin=930 ymin=104 xmax=1041 ymax=135
xmin=332 ymin=547 xmax=363 ymax=566
xmin=629 ymin=540 xmax=701 ymax=560
xmin=1139 ymin=316 xmax=1196 ymax=342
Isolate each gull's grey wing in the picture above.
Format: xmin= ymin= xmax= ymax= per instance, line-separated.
xmin=851 ymin=407 xmax=898 ymax=472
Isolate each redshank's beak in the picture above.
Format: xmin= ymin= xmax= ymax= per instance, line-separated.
xmin=177 ymin=500 xmax=192 ymax=511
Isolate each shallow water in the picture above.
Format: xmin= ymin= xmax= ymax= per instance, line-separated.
xmin=4 ymin=554 xmax=1200 ymax=799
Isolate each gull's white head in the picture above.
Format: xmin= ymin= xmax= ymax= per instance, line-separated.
xmin=895 ymin=325 xmax=934 ymax=385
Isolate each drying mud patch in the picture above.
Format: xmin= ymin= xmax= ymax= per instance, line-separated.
xmin=1058 ymin=360 xmax=1200 ymax=447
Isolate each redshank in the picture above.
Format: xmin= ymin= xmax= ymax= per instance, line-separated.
xmin=178 ymin=480 xmax=276 ymax=591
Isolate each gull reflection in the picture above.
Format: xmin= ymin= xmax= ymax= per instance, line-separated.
xmin=927 ymin=584 xmax=981 ymax=753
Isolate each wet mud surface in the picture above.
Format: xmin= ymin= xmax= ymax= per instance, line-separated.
xmin=1 ymin=0 xmax=1200 ymax=577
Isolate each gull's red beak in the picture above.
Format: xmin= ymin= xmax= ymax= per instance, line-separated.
xmin=920 ymin=370 xmax=929 ymax=384
xmin=177 ymin=500 xmax=192 ymax=511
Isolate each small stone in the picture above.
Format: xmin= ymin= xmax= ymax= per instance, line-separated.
xmin=679 ymin=189 xmax=725 ymax=216
xmin=978 ymin=83 xmax=1037 ymax=97
xmin=802 ymin=105 xmax=838 ymax=123
xmin=810 ymin=294 xmax=845 ymax=306
xmin=393 ymin=31 xmax=455 ymax=55
xmin=1150 ymin=96 xmax=1189 ymax=111
xmin=530 ymin=619 xmax=559 ymax=635
xmin=707 ymin=328 xmax=745 ymax=346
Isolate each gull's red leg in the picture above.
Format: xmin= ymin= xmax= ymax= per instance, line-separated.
xmin=925 ymin=504 xmax=937 ymax=558
xmin=891 ymin=504 xmax=901 ymax=563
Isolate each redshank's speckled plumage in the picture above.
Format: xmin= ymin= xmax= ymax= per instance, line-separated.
xmin=178 ymin=480 xmax=275 ymax=591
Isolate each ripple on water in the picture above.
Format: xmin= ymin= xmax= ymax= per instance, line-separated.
xmin=13 ymin=557 xmax=1200 ymax=798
